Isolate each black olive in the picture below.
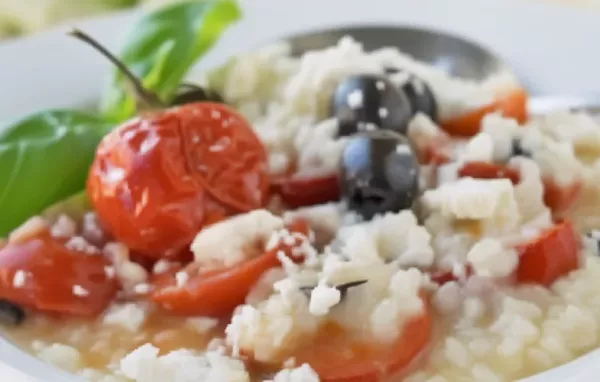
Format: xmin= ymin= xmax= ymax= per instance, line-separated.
xmin=0 ymin=300 xmax=25 ymax=326
xmin=299 ymin=280 xmax=368 ymax=301
xmin=170 ymin=83 xmax=224 ymax=106
xmin=385 ymin=67 xmax=438 ymax=121
xmin=340 ymin=130 xmax=420 ymax=220
xmin=511 ymin=138 xmax=532 ymax=158
xmin=330 ymin=74 xmax=413 ymax=137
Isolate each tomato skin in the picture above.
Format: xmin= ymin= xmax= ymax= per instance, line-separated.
xmin=458 ymin=162 xmax=521 ymax=184
xmin=150 ymin=219 xmax=310 ymax=317
xmin=271 ymin=173 xmax=340 ymax=208
xmin=293 ymin=297 xmax=431 ymax=382
xmin=440 ymin=88 xmax=528 ymax=137
xmin=543 ymin=179 xmax=582 ymax=216
xmin=0 ymin=233 xmax=118 ymax=316
xmin=516 ymin=221 xmax=580 ymax=286
xmin=87 ymin=103 xmax=268 ymax=259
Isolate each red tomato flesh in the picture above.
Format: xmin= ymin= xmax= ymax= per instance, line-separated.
xmin=292 ymin=299 xmax=431 ymax=382
xmin=0 ymin=233 xmax=118 ymax=316
xmin=150 ymin=220 xmax=310 ymax=317
xmin=87 ymin=103 xmax=269 ymax=259
xmin=515 ymin=221 xmax=580 ymax=286
xmin=271 ymin=172 xmax=340 ymax=208
xmin=440 ymin=88 xmax=528 ymax=137
xmin=458 ymin=162 xmax=521 ymax=185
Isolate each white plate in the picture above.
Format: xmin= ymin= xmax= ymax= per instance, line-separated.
xmin=1 ymin=0 xmax=600 ymax=380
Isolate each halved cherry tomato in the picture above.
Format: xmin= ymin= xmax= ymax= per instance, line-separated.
xmin=440 ymin=88 xmax=528 ymax=137
xmin=458 ymin=162 xmax=521 ymax=185
xmin=0 ymin=232 xmax=118 ymax=316
xmin=270 ymin=172 xmax=341 ymax=208
xmin=150 ymin=220 xmax=310 ymax=317
xmin=543 ymin=179 xmax=582 ymax=216
xmin=292 ymin=298 xmax=431 ymax=382
xmin=515 ymin=220 xmax=579 ymax=286
xmin=87 ymin=103 xmax=269 ymax=259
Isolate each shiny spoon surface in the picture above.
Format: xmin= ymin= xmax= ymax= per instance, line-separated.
xmin=280 ymin=25 xmax=599 ymax=117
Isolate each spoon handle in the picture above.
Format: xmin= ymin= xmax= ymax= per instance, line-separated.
xmin=528 ymin=95 xmax=600 ymax=116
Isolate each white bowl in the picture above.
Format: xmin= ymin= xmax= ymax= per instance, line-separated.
xmin=1 ymin=0 xmax=600 ymax=380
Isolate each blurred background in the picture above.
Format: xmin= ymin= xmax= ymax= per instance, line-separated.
xmin=0 ymin=0 xmax=598 ymax=41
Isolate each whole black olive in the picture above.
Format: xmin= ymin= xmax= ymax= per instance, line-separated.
xmin=340 ymin=130 xmax=420 ymax=220
xmin=0 ymin=300 xmax=25 ymax=326
xmin=330 ymin=74 xmax=413 ymax=137
xmin=170 ymin=83 xmax=224 ymax=106
xmin=385 ymin=67 xmax=438 ymax=121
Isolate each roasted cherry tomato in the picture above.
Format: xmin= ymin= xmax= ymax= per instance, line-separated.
xmin=292 ymin=297 xmax=431 ymax=382
xmin=458 ymin=162 xmax=521 ymax=185
xmin=515 ymin=221 xmax=579 ymax=286
xmin=270 ymin=172 xmax=340 ymax=208
xmin=150 ymin=220 xmax=310 ymax=317
xmin=440 ymin=88 xmax=528 ymax=137
xmin=0 ymin=232 xmax=118 ymax=316
xmin=87 ymin=103 xmax=269 ymax=259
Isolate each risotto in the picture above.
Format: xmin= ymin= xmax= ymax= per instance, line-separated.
xmin=2 ymin=3 xmax=600 ymax=382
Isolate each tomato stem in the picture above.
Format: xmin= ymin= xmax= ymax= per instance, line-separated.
xmin=68 ymin=29 xmax=165 ymax=111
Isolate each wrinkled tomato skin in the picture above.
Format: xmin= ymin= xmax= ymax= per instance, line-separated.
xmin=0 ymin=233 xmax=118 ymax=316
xmin=87 ymin=103 xmax=269 ymax=259
xmin=458 ymin=162 xmax=521 ymax=184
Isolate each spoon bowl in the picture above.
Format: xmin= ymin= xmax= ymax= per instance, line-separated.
xmin=278 ymin=25 xmax=599 ymax=117
xmin=281 ymin=25 xmax=510 ymax=81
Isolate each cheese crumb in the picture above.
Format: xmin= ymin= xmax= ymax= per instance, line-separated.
xmin=72 ymin=285 xmax=89 ymax=297
xmin=272 ymin=364 xmax=320 ymax=382
xmin=175 ymin=271 xmax=190 ymax=288
xmin=191 ymin=210 xmax=284 ymax=268
xmin=12 ymin=270 xmax=26 ymax=288
xmin=467 ymin=238 xmax=518 ymax=278
xmin=309 ymin=284 xmax=341 ymax=316
xmin=37 ymin=343 xmax=82 ymax=372
xmin=103 ymin=303 xmax=147 ymax=332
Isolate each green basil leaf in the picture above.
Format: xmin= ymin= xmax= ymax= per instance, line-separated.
xmin=100 ymin=0 xmax=242 ymax=122
xmin=0 ymin=110 xmax=111 ymax=236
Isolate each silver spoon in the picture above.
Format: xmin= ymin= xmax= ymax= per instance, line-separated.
xmin=281 ymin=25 xmax=599 ymax=117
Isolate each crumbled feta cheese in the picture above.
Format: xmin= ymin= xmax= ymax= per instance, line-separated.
xmin=294 ymin=118 xmax=347 ymax=174
xmin=153 ymin=260 xmax=174 ymax=275
xmin=460 ymin=132 xmax=494 ymax=163
xmin=433 ymin=281 xmax=463 ymax=314
xmin=467 ymin=238 xmax=518 ymax=278
xmin=175 ymin=271 xmax=190 ymax=288
xmin=133 ymin=283 xmax=152 ymax=295
xmin=309 ymin=284 xmax=341 ymax=316
xmin=50 ymin=215 xmax=77 ymax=239
xmin=12 ymin=270 xmax=26 ymax=288
xmin=532 ymin=139 xmax=582 ymax=186
xmin=423 ymin=178 xmax=520 ymax=228
xmin=186 ymin=317 xmax=219 ymax=334
xmin=65 ymin=236 xmax=100 ymax=255
xmin=103 ymin=303 xmax=147 ymax=332
xmin=37 ymin=343 xmax=82 ymax=372
xmin=120 ymin=344 xmax=250 ymax=382
xmin=104 ymin=242 xmax=148 ymax=288
xmin=272 ymin=364 xmax=320 ymax=382
xmin=481 ymin=113 xmax=521 ymax=162
xmin=337 ymin=211 xmax=435 ymax=267
xmin=104 ymin=266 xmax=116 ymax=279
xmin=191 ymin=210 xmax=284 ymax=268
xmin=72 ymin=285 xmax=89 ymax=297
xmin=283 ymin=202 xmax=342 ymax=238
xmin=370 ymin=268 xmax=424 ymax=342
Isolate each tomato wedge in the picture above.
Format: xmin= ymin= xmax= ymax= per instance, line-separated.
xmin=0 ymin=232 xmax=118 ymax=316
xmin=458 ymin=162 xmax=520 ymax=185
xmin=440 ymin=88 xmax=528 ymax=137
xmin=150 ymin=220 xmax=310 ymax=316
xmin=293 ymin=299 xmax=431 ymax=382
xmin=270 ymin=173 xmax=340 ymax=208
xmin=543 ymin=179 xmax=582 ymax=216
xmin=515 ymin=221 xmax=580 ymax=286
